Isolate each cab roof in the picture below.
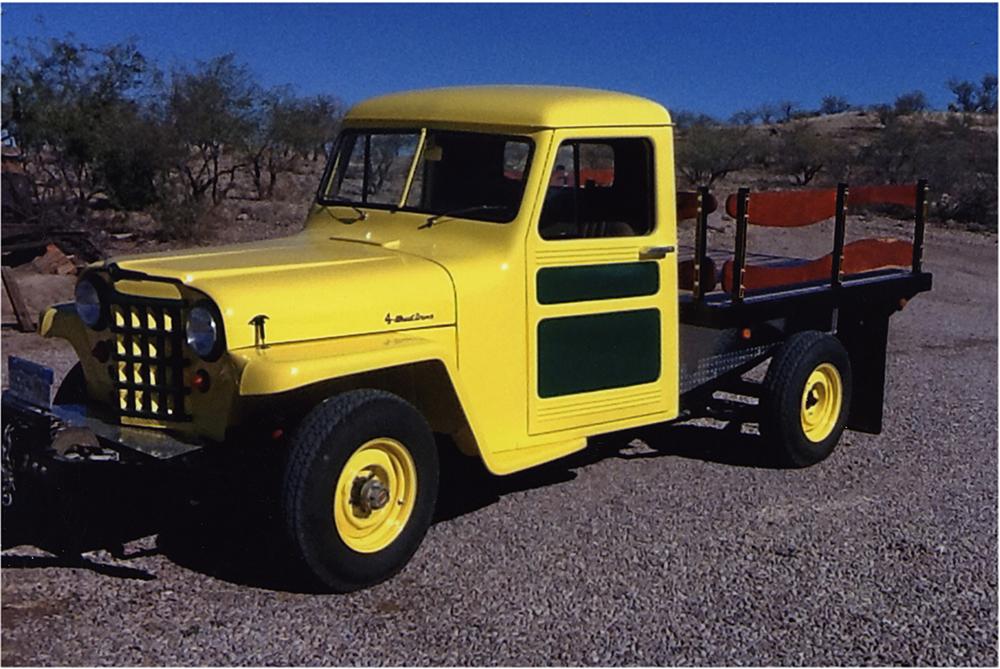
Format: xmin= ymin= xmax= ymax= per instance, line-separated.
xmin=345 ymin=85 xmax=672 ymax=129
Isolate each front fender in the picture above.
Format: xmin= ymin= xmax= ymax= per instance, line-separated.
xmin=232 ymin=327 xmax=459 ymax=396
xmin=39 ymin=304 xmax=117 ymax=404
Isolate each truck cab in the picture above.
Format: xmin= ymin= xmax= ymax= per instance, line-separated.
xmin=314 ymin=86 xmax=682 ymax=472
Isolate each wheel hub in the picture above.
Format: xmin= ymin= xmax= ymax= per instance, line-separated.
xmin=355 ymin=476 xmax=390 ymax=513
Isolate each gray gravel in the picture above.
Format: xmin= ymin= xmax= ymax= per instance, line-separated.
xmin=2 ymin=221 xmax=996 ymax=665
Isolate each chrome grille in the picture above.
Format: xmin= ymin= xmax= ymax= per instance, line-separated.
xmin=108 ymin=295 xmax=189 ymax=421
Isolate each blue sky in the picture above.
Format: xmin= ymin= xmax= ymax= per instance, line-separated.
xmin=2 ymin=3 xmax=996 ymax=118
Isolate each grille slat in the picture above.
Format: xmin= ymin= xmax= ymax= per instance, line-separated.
xmin=109 ymin=294 xmax=190 ymax=422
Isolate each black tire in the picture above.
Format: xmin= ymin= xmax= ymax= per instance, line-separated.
xmin=53 ymin=363 xmax=87 ymax=405
xmin=761 ymin=331 xmax=852 ymax=468
xmin=282 ymin=389 xmax=439 ymax=592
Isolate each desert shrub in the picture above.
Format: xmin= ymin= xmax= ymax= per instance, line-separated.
xmin=858 ymin=117 xmax=997 ymax=227
xmin=979 ymin=75 xmax=998 ymax=114
xmin=2 ymin=37 xmax=167 ymax=214
xmin=947 ymin=79 xmax=979 ymax=113
xmin=729 ymin=109 xmax=758 ymax=126
xmin=947 ymin=75 xmax=998 ymax=114
xmin=1 ymin=36 xmax=348 ymax=241
xmin=675 ymin=121 xmax=758 ymax=186
xmin=244 ymin=90 xmax=343 ymax=199
xmin=922 ymin=119 xmax=997 ymax=226
xmin=777 ymin=101 xmax=799 ymax=123
xmin=728 ymin=103 xmax=783 ymax=126
xmin=151 ymin=188 xmax=214 ymax=242
xmin=893 ymin=90 xmax=930 ymax=115
xmin=153 ymin=198 xmax=199 ymax=241
xmin=166 ymin=54 xmax=258 ymax=205
xmin=820 ymin=96 xmax=851 ymax=115
xmin=870 ymin=104 xmax=896 ymax=126
xmin=672 ymin=110 xmax=718 ymax=130
xmin=775 ymin=124 xmax=852 ymax=185
xmin=270 ymin=93 xmax=343 ymax=161
xmin=94 ymin=112 xmax=174 ymax=210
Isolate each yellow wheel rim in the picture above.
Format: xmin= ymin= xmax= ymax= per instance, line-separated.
xmin=333 ymin=438 xmax=417 ymax=554
xmin=800 ymin=362 xmax=843 ymax=443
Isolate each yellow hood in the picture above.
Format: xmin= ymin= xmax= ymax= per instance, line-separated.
xmin=111 ymin=234 xmax=456 ymax=350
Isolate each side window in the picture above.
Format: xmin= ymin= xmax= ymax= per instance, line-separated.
xmin=539 ymin=138 xmax=653 ymax=240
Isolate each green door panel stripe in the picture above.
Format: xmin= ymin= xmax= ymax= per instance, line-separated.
xmin=536 ymin=262 xmax=659 ymax=304
xmin=537 ymin=308 xmax=661 ymax=398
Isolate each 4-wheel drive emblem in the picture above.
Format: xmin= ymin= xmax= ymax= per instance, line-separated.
xmin=385 ymin=312 xmax=434 ymax=325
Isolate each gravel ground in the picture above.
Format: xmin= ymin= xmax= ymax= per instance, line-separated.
xmin=1 ymin=221 xmax=996 ymax=665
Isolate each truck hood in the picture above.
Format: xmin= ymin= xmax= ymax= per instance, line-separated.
xmin=110 ymin=234 xmax=456 ymax=350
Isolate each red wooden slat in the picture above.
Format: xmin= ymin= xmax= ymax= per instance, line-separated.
xmin=677 ymin=191 xmax=718 ymax=221
xmin=721 ymin=238 xmax=914 ymax=292
xmin=849 ymin=184 xmax=918 ymax=209
xmin=724 ymin=189 xmax=838 ymax=227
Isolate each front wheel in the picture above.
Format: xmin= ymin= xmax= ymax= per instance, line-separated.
xmin=760 ymin=331 xmax=853 ymax=468
xmin=282 ymin=390 xmax=439 ymax=592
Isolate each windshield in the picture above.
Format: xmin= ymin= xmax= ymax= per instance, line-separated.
xmin=318 ymin=129 xmax=534 ymax=223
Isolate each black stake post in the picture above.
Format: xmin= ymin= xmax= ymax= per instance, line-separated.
xmin=831 ymin=182 xmax=848 ymax=288
xmin=693 ymin=185 xmax=710 ymax=301
xmin=912 ymin=179 xmax=928 ymax=273
xmin=732 ymin=188 xmax=749 ymax=303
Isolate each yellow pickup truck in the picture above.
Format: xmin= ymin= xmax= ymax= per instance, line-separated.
xmin=2 ymin=86 xmax=931 ymax=591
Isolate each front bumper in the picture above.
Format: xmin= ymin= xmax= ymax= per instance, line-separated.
xmin=2 ymin=393 xmax=205 ymax=464
xmin=1 ymin=381 xmax=211 ymax=553
xmin=1 ymin=380 xmax=206 ymax=515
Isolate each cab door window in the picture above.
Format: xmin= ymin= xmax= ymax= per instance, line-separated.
xmin=539 ymin=138 xmax=654 ymax=240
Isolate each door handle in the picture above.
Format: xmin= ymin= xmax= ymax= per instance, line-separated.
xmin=638 ymin=245 xmax=675 ymax=260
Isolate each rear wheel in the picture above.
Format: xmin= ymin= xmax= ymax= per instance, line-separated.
xmin=761 ymin=331 xmax=852 ymax=467
xmin=282 ymin=389 xmax=439 ymax=592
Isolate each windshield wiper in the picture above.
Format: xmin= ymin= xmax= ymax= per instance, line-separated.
xmin=418 ymin=205 xmax=509 ymax=229
xmin=323 ymin=203 xmax=368 ymax=224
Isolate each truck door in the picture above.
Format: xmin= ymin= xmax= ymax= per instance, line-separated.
xmin=526 ymin=129 xmax=678 ymax=436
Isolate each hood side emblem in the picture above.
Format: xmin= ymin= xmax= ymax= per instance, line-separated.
xmin=385 ymin=312 xmax=434 ymax=326
xmin=250 ymin=314 xmax=270 ymax=349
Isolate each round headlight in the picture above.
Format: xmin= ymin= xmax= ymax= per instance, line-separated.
xmin=74 ymin=279 xmax=103 ymax=328
xmin=185 ymin=305 xmax=219 ymax=359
